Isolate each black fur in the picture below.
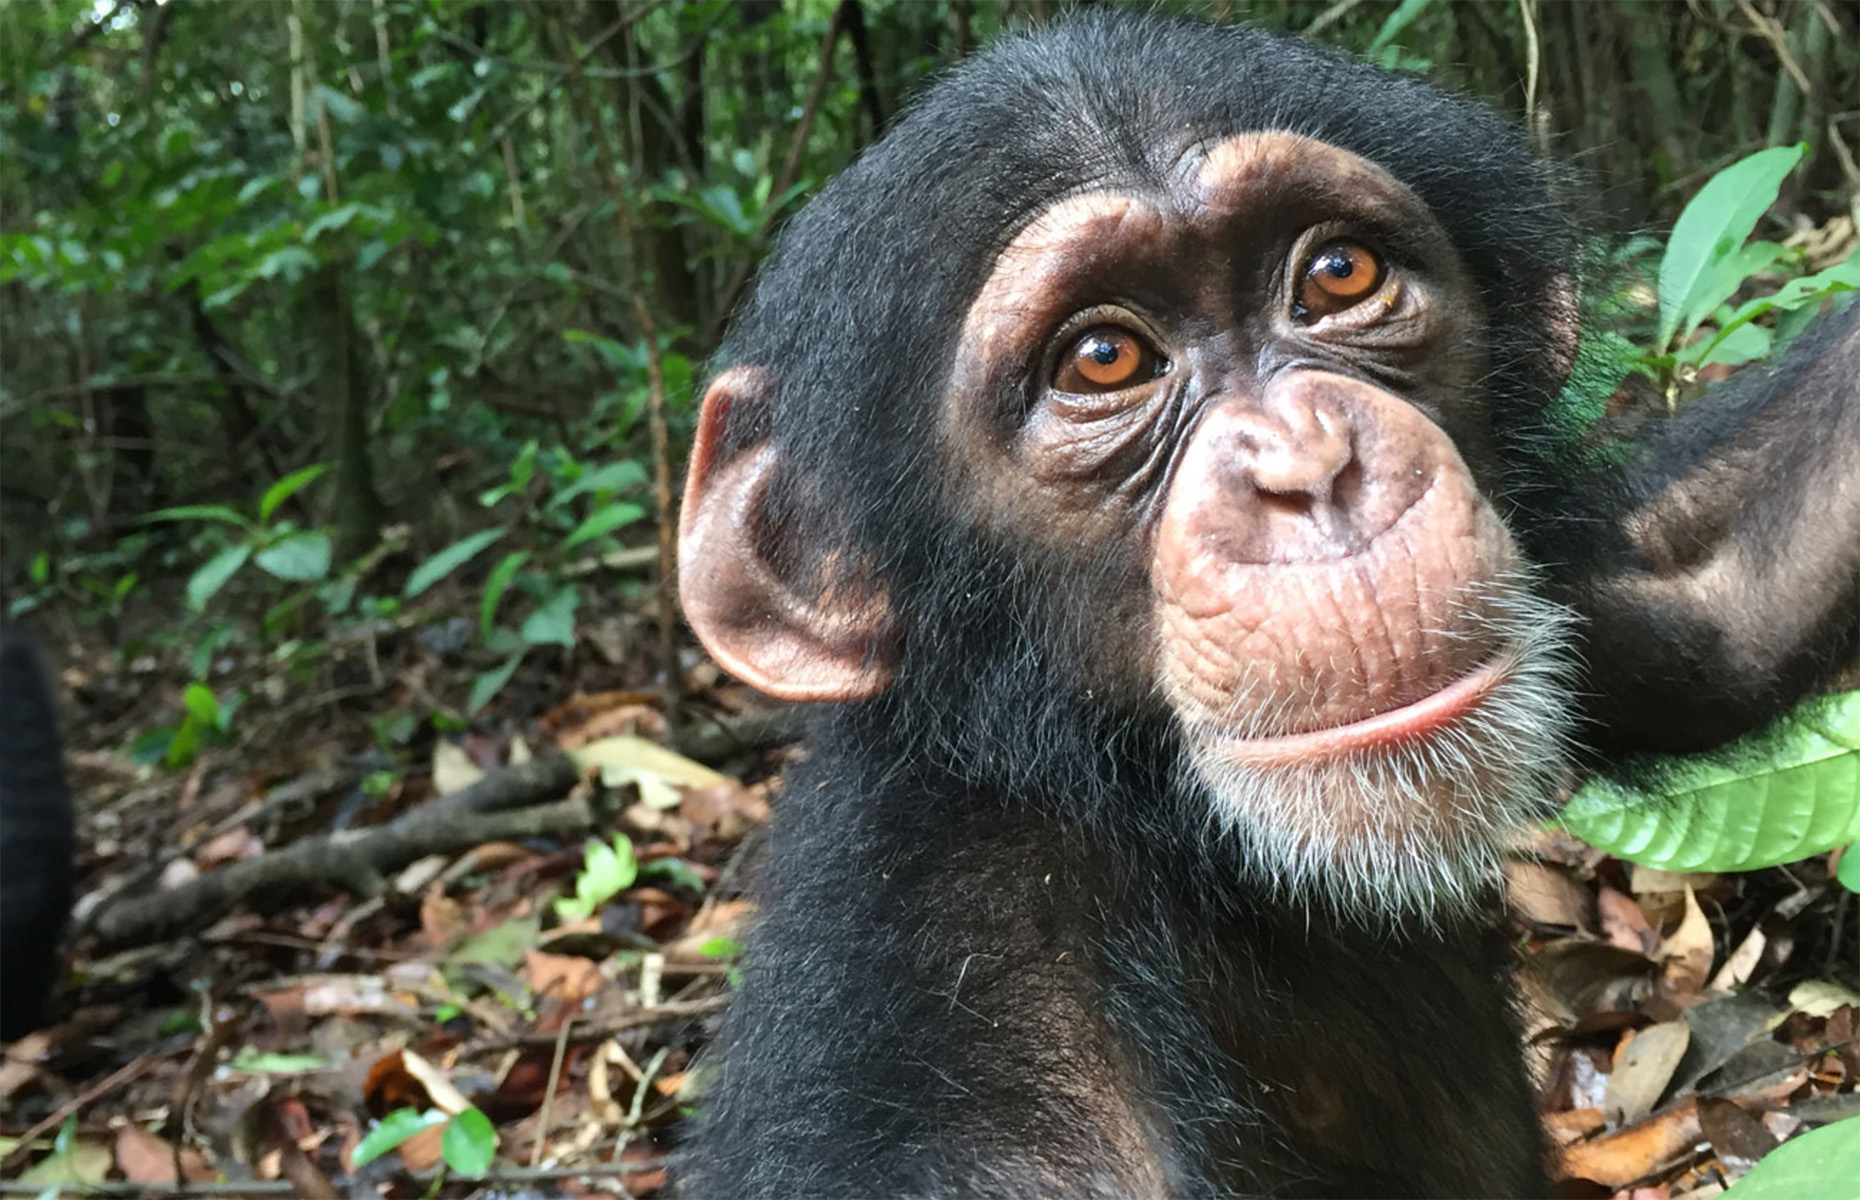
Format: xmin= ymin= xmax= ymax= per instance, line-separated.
xmin=679 ymin=13 xmax=1859 ymax=1196
xmin=0 ymin=626 xmax=74 ymax=1041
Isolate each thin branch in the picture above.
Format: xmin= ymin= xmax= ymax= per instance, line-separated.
xmin=90 ymin=756 xmax=587 ymax=948
xmin=707 ymin=0 xmax=850 ymax=340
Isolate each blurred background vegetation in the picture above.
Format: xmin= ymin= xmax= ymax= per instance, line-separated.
xmin=2 ymin=0 xmax=1856 ymax=727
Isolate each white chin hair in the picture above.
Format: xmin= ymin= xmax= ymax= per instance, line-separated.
xmin=1182 ymin=581 xmax=1582 ymax=927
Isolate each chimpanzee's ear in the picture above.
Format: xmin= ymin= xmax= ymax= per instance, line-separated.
xmin=678 ymin=367 xmax=898 ymax=702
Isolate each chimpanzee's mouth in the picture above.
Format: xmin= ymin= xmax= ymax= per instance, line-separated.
xmin=1200 ymin=656 xmax=1510 ymax=768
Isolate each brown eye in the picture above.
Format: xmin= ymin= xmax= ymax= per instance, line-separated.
xmin=1053 ymin=327 xmax=1156 ymax=393
xmin=1296 ymin=241 xmax=1384 ymax=321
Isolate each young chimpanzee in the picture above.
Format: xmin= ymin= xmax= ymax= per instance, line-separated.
xmin=676 ymin=13 xmax=1860 ymax=1196
xmin=0 ymin=626 xmax=75 ymax=1041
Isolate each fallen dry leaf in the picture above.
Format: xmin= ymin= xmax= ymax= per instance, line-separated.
xmin=1659 ymin=887 xmax=1714 ymax=998
xmin=1559 ymin=1096 xmax=1702 ymax=1188
xmin=1599 ymin=886 xmax=1657 ymax=956
xmin=115 ymin=1125 xmax=179 ymax=1184
xmin=1507 ymin=861 xmax=1594 ymax=932
xmin=1606 ymin=1021 xmax=1691 ymax=1126
xmin=524 ymin=948 xmax=606 ymax=1005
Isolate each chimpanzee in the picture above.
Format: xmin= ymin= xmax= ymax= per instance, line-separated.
xmin=0 ymin=625 xmax=74 ymax=1041
xmin=675 ymin=13 xmax=1860 ymax=1196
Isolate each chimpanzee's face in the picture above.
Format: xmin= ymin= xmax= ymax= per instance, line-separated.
xmin=680 ymin=130 xmax=1579 ymax=920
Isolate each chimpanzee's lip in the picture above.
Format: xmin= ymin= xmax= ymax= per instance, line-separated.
xmin=1201 ymin=657 xmax=1509 ymax=768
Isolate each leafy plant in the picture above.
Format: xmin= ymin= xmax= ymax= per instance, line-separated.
xmin=130 ymin=681 xmax=243 ymax=769
xmin=143 ymin=465 xmax=334 ymax=612
xmin=1643 ymin=144 xmax=1857 ymax=394
xmin=351 ymin=1105 xmax=498 ymax=1178
xmin=555 ymin=833 xmax=639 ymax=922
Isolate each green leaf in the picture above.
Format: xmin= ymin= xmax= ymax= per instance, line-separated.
xmin=562 ymin=502 xmax=646 ymax=550
xmin=182 ymin=683 xmax=222 ymax=728
xmin=1721 ymin=1117 xmax=1860 ymax=1200
xmin=1839 ymin=843 xmax=1860 ymax=895
xmin=556 ymin=835 xmax=639 ymax=921
xmin=468 ymin=652 xmax=523 ymax=714
xmin=698 ymin=936 xmax=744 ymax=960
xmin=404 ymin=529 xmax=505 ymax=599
xmin=1560 ymin=691 xmax=1860 ymax=872
xmin=255 ymin=531 xmax=332 ymax=582
xmin=1688 ymin=250 xmax=1860 ymax=365
xmin=228 ymin=1047 xmax=328 ymax=1074
xmin=315 ymin=83 xmax=364 ymax=125
xmin=1365 ymin=0 xmax=1434 ymax=55
xmin=144 ymin=503 xmax=253 ymax=530
xmin=520 ymin=587 xmax=578 ymax=648
xmin=1676 ymin=240 xmax=1791 ymax=347
xmin=549 ymin=460 xmax=648 ymax=507
xmin=479 ymin=551 xmax=529 ymax=640
xmin=187 ymin=544 xmax=252 ymax=610
xmin=1656 ymin=144 xmax=1804 ymax=353
xmin=1696 ymin=322 xmax=1772 ymax=369
xmin=130 ymin=727 xmax=176 ymax=766
xmin=641 ymin=857 xmax=707 ymax=892
xmin=351 ymin=1109 xmax=447 ymax=1168
xmin=440 ymin=1107 xmax=497 ymax=1177
xmin=259 ymin=465 xmax=329 ymax=522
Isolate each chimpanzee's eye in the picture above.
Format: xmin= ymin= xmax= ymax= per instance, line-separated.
xmin=1052 ymin=327 xmax=1160 ymax=394
xmin=1295 ymin=241 xmax=1384 ymax=322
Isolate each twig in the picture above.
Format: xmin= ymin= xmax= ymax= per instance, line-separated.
xmin=468 ymin=993 xmax=731 ymax=1052
xmin=90 ymin=756 xmax=586 ymax=947
xmin=1303 ymin=0 xmax=1366 ymax=38
xmin=708 ymin=1 xmax=850 ymax=339
xmin=557 ymin=14 xmax=683 ymax=708
xmin=0 ymin=1052 xmax=163 ymax=1175
xmin=532 ymin=1016 xmax=573 ymax=1167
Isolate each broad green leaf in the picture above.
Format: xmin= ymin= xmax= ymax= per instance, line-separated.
xmin=520 ymin=587 xmax=578 ymax=648
xmin=187 ymin=544 xmax=251 ymax=610
xmin=404 ymin=528 xmax=505 ymax=599
xmin=1721 ymin=1117 xmax=1860 ymax=1200
xmin=351 ymin=1109 xmax=446 ymax=1168
xmin=315 ymin=83 xmax=365 ymax=124
xmin=441 ymin=1107 xmax=497 ymax=1177
xmin=468 ymin=652 xmax=523 ymax=714
xmin=1839 ymin=843 xmax=1860 ymax=895
xmin=228 ymin=1048 xmax=328 ymax=1074
xmin=260 ymin=465 xmax=329 ymax=522
xmin=1697 ymin=321 xmax=1771 ymax=368
xmin=549 ymin=460 xmax=648 ymax=507
xmin=1657 ymin=144 xmax=1804 ymax=353
xmin=1365 ymin=0 xmax=1433 ymax=54
xmin=1691 ymin=250 xmax=1860 ymax=364
xmin=255 ymin=245 xmax=318 ymax=281
xmin=130 ymin=727 xmax=176 ymax=766
xmin=562 ymin=502 xmax=646 ymax=550
xmin=182 ymin=683 xmax=222 ymax=728
xmin=641 ymin=857 xmax=707 ymax=893
xmin=1676 ymin=240 xmax=1790 ymax=347
xmin=144 ymin=503 xmax=253 ymax=530
xmin=255 ymin=531 xmax=332 ymax=582
xmin=1561 ymin=691 xmax=1860 ymax=872
xmin=699 ymin=936 xmax=744 ymax=960
xmin=479 ymin=551 xmax=529 ymax=640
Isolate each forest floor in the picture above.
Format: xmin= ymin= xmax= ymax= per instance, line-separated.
xmin=2 ymin=602 xmax=1858 ymax=1199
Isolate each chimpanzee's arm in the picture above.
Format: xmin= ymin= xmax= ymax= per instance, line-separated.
xmin=1540 ymin=301 xmax=1860 ymax=751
